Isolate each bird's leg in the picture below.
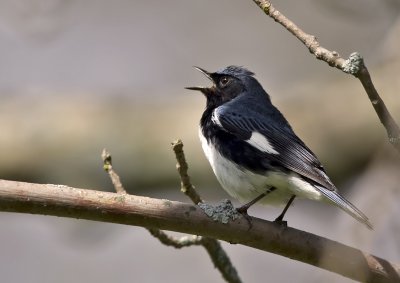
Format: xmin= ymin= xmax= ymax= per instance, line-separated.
xmin=236 ymin=187 xmax=277 ymax=227
xmin=274 ymin=195 xmax=296 ymax=226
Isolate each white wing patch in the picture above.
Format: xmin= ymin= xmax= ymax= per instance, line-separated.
xmin=246 ymin=132 xmax=279 ymax=154
xmin=212 ymin=108 xmax=278 ymax=155
xmin=199 ymin=127 xmax=287 ymax=205
xmin=211 ymin=109 xmax=223 ymax=128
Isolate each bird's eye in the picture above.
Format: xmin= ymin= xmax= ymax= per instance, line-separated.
xmin=219 ymin=76 xmax=231 ymax=88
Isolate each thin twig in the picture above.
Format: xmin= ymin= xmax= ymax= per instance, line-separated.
xmin=171 ymin=139 xmax=242 ymax=283
xmin=147 ymin=228 xmax=203 ymax=248
xmin=252 ymin=0 xmax=400 ymax=152
xmin=355 ymin=61 xmax=400 ymax=151
xmin=0 ymin=179 xmax=399 ymax=283
xmin=101 ymin=149 xmax=126 ymax=194
xmin=171 ymin=140 xmax=203 ymax=204
xmin=101 ymin=148 xmax=202 ymax=249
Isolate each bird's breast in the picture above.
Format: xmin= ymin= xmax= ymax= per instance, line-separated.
xmin=199 ymin=128 xmax=294 ymax=205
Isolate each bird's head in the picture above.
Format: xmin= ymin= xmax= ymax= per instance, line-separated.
xmin=186 ymin=66 xmax=256 ymax=108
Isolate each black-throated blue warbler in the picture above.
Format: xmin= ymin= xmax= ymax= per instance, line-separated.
xmin=187 ymin=65 xmax=372 ymax=229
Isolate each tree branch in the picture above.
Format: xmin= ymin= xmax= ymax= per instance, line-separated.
xmin=0 ymin=179 xmax=399 ymax=283
xmin=147 ymin=228 xmax=203 ymax=248
xmin=102 ymin=149 xmax=127 ymax=194
xmin=102 ymin=148 xmax=201 ymax=248
xmin=252 ymin=0 xmax=400 ymax=152
xmin=101 ymin=146 xmax=241 ymax=283
xmin=171 ymin=140 xmax=242 ymax=283
xmin=171 ymin=139 xmax=203 ymax=204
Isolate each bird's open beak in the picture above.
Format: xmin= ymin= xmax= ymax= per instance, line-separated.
xmin=185 ymin=86 xmax=208 ymax=91
xmin=185 ymin=66 xmax=213 ymax=92
xmin=193 ymin=66 xmax=212 ymax=81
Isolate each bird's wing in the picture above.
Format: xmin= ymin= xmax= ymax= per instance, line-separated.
xmin=212 ymin=105 xmax=335 ymax=191
xmin=212 ymin=104 xmax=373 ymax=229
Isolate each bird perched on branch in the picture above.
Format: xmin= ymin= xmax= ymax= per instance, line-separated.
xmin=187 ymin=65 xmax=372 ymax=229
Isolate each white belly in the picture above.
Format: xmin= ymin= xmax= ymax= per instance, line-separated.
xmin=199 ymin=129 xmax=323 ymax=206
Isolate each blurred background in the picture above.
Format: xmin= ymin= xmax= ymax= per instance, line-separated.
xmin=0 ymin=0 xmax=399 ymax=282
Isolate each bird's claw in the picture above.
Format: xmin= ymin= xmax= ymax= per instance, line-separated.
xmin=236 ymin=207 xmax=253 ymax=230
xmin=273 ymin=217 xmax=288 ymax=227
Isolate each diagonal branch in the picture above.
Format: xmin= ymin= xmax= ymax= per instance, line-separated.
xmin=355 ymin=61 xmax=400 ymax=149
xmin=101 ymin=148 xmax=205 ymax=249
xmin=0 ymin=178 xmax=399 ymax=283
xmin=171 ymin=140 xmax=203 ymax=204
xmin=147 ymin=228 xmax=203 ymax=248
xmin=102 ymin=146 xmax=241 ymax=283
xmin=102 ymin=149 xmax=127 ymax=194
xmin=252 ymin=0 xmax=400 ymax=152
xmin=171 ymin=140 xmax=242 ymax=283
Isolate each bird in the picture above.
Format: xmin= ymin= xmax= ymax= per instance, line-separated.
xmin=186 ymin=65 xmax=372 ymax=229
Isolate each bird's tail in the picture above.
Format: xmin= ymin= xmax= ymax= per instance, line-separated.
xmin=316 ymin=186 xmax=373 ymax=230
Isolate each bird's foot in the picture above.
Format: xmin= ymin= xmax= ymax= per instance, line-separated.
xmin=273 ymin=215 xmax=288 ymax=227
xmin=236 ymin=205 xmax=253 ymax=229
xmin=272 ymin=195 xmax=295 ymax=227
